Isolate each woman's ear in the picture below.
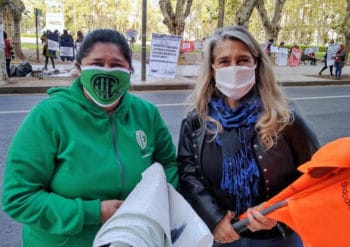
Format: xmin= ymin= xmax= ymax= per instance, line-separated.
xmin=74 ymin=61 xmax=81 ymax=76
xmin=211 ymin=65 xmax=216 ymax=80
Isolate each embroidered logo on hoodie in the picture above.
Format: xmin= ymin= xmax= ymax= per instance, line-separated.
xmin=136 ymin=130 xmax=147 ymax=149
xmin=136 ymin=130 xmax=152 ymax=158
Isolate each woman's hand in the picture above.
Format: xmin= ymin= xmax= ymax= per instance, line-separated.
xmin=246 ymin=206 xmax=277 ymax=232
xmin=100 ymin=200 xmax=123 ymax=223
xmin=213 ymin=210 xmax=240 ymax=244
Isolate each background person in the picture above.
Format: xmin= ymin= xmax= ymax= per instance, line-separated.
xmin=41 ymin=30 xmax=56 ymax=71
xmin=307 ymin=52 xmax=316 ymax=65
xmin=75 ymin=30 xmax=84 ymax=55
xmin=59 ymin=29 xmax=75 ymax=62
xmin=2 ymin=28 xmax=178 ymax=247
xmin=275 ymin=41 xmax=288 ymax=66
xmin=287 ymin=43 xmax=302 ymax=66
xmin=264 ymin=38 xmax=274 ymax=57
xmin=177 ymin=26 xmax=319 ymax=246
xmin=3 ymin=31 xmax=14 ymax=77
xmin=319 ymin=40 xmax=336 ymax=76
xmin=334 ymin=44 xmax=346 ymax=80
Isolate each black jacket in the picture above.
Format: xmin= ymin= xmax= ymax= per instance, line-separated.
xmin=177 ymin=105 xmax=320 ymax=234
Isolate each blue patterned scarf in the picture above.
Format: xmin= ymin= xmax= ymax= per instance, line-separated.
xmin=208 ymin=95 xmax=262 ymax=215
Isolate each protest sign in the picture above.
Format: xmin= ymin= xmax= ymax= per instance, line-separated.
xmin=149 ymin=33 xmax=181 ymax=78
xmin=327 ymin=44 xmax=339 ymax=66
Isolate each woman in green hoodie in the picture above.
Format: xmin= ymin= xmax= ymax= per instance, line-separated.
xmin=2 ymin=29 xmax=178 ymax=247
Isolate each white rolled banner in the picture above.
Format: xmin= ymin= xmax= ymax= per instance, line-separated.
xmin=93 ymin=162 xmax=213 ymax=247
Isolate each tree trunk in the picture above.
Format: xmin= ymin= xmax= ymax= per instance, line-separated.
xmin=255 ymin=0 xmax=287 ymax=41
xmin=4 ymin=0 xmax=25 ymax=60
xmin=235 ymin=0 xmax=258 ymax=28
xmin=12 ymin=7 xmax=25 ymax=59
xmin=343 ymin=0 xmax=350 ymax=63
xmin=159 ymin=0 xmax=193 ymax=36
xmin=0 ymin=4 xmax=9 ymax=84
xmin=217 ymin=0 xmax=225 ymax=28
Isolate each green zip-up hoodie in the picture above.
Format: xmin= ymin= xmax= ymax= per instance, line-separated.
xmin=2 ymin=79 xmax=178 ymax=247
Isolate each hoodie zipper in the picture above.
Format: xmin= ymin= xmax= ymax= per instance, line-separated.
xmin=109 ymin=114 xmax=125 ymax=197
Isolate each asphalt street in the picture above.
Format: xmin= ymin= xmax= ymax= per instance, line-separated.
xmin=1 ymin=86 xmax=350 ymax=246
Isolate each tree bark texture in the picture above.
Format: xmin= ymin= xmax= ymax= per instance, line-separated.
xmin=217 ymin=0 xmax=225 ymax=28
xmin=0 ymin=3 xmax=9 ymax=84
xmin=343 ymin=0 xmax=350 ymax=61
xmin=3 ymin=0 xmax=25 ymax=60
xmin=235 ymin=0 xmax=258 ymax=29
xmin=159 ymin=0 xmax=193 ymax=35
xmin=255 ymin=0 xmax=287 ymax=41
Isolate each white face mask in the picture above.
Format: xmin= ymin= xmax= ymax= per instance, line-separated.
xmin=214 ymin=65 xmax=256 ymax=101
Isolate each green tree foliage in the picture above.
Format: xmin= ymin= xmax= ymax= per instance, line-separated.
xmin=21 ymin=0 xmax=170 ymax=41
xmin=18 ymin=0 xmax=350 ymax=46
xmin=21 ymin=0 xmax=45 ymax=33
xmin=277 ymin=0 xmax=346 ymax=46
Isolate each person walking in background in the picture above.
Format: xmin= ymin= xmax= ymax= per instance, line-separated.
xmin=319 ymin=40 xmax=336 ymax=76
xmin=177 ymin=26 xmax=319 ymax=246
xmin=3 ymin=31 xmax=14 ymax=77
xmin=2 ymin=29 xmax=178 ymax=247
xmin=41 ymin=30 xmax=56 ymax=71
xmin=334 ymin=44 xmax=346 ymax=80
xmin=288 ymin=43 xmax=302 ymax=66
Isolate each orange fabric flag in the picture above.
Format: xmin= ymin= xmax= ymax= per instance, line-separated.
xmin=239 ymin=137 xmax=350 ymax=247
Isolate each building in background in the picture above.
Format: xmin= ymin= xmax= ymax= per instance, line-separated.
xmin=45 ymin=0 xmax=64 ymax=33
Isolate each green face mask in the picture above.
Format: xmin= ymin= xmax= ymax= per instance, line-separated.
xmin=80 ymin=66 xmax=131 ymax=107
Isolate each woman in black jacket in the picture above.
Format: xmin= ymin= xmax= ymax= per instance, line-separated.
xmin=177 ymin=26 xmax=319 ymax=247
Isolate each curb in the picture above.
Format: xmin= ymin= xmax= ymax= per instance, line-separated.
xmin=278 ymin=80 xmax=350 ymax=87
xmin=131 ymin=83 xmax=195 ymax=91
xmin=1 ymin=79 xmax=350 ymax=94
xmin=0 ymin=81 xmax=196 ymax=94
xmin=0 ymin=87 xmax=51 ymax=94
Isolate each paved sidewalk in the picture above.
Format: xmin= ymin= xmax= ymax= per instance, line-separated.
xmin=0 ymin=61 xmax=350 ymax=94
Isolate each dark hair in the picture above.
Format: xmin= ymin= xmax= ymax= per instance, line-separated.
xmin=76 ymin=29 xmax=133 ymax=71
xmin=3 ymin=31 xmax=7 ymax=39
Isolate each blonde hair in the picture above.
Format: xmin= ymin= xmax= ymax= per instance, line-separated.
xmin=187 ymin=26 xmax=293 ymax=150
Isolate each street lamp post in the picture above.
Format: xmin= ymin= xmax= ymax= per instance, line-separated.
xmin=141 ymin=0 xmax=147 ymax=81
xmin=34 ymin=8 xmax=41 ymax=62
